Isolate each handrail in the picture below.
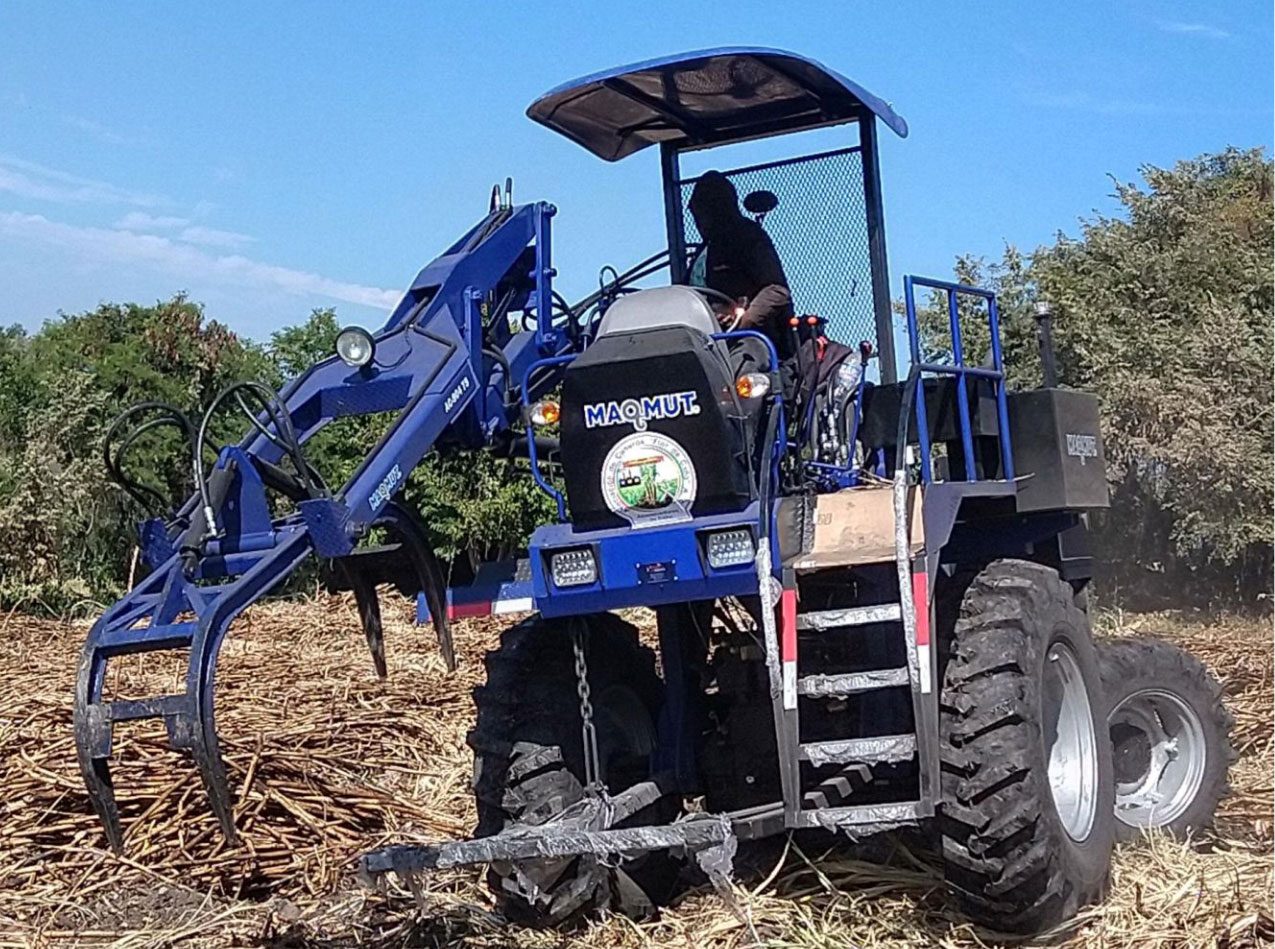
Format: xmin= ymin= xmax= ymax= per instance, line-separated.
xmin=520 ymin=354 xmax=576 ymax=520
xmin=902 ymin=275 xmax=1015 ymax=484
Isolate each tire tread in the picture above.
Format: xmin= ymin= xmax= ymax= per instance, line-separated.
xmin=939 ymin=559 xmax=1114 ymax=934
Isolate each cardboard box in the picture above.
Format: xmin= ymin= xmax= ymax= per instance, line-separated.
xmin=789 ymin=484 xmax=923 ymax=570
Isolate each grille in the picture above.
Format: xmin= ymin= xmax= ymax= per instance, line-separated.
xmin=679 ymin=147 xmax=876 ymax=348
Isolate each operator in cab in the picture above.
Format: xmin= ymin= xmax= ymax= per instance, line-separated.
xmin=687 ymin=171 xmax=796 ymax=359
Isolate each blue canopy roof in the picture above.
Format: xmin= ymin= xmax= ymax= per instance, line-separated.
xmin=527 ymin=47 xmax=907 ymax=162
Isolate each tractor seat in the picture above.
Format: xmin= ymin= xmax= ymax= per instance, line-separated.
xmin=595 ymin=285 xmax=720 ymax=338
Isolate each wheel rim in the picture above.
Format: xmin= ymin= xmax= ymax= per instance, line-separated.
xmin=1109 ymin=688 xmax=1207 ymax=829
xmin=1043 ymin=641 xmax=1100 ymax=841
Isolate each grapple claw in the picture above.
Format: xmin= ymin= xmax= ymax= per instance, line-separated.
xmin=73 ymin=518 xmax=312 ymax=849
xmin=345 ymin=565 xmax=388 ymax=680
xmin=74 ymin=196 xmax=561 ymax=849
xmin=383 ymin=501 xmax=454 ymax=672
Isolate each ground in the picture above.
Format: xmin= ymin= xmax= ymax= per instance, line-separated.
xmin=0 ymin=595 xmax=1270 ymax=948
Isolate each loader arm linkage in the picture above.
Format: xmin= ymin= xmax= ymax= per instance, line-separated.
xmin=74 ymin=200 xmax=567 ymax=850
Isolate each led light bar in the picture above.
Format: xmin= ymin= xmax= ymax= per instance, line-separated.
xmin=705 ymin=528 xmax=754 ymax=569
xmin=549 ymin=547 xmax=597 ymax=587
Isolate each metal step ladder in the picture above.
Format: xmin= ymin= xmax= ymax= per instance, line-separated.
xmin=757 ymin=482 xmax=940 ymax=834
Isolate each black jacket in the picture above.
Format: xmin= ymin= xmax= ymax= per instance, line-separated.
xmin=703 ymin=221 xmax=795 ymax=357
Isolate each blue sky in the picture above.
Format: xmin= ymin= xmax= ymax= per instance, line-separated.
xmin=1 ymin=1 xmax=1270 ymax=341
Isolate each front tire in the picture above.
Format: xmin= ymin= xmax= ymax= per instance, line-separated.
xmin=939 ymin=559 xmax=1115 ymax=934
xmin=1098 ymin=638 xmax=1233 ymax=840
xmin=467 ymin=613 xmax=670 ymax=926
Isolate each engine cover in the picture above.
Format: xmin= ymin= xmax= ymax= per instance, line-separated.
xmin=560 ymin=325 xmax=756 ymax=530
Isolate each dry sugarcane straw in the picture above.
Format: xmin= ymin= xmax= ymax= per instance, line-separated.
xmin=1 ymin=596 xmax=1270 ymax=948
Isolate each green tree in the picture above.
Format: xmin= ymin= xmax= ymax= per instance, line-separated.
xmin=0 ymin=296 xmax=270 ymax=609
xmin=0 ymin=325 xmax=37 ymax=493
xmin=407 ymin=449 xmax=558 ymax=577
xmin=268 ymin=306 xmax=340 ymax=378
xmin=911 ymin=148 xmax=1273 ymax=605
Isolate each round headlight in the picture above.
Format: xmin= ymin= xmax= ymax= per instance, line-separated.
xmin=335 ymin=326 xmax=375 ymax=368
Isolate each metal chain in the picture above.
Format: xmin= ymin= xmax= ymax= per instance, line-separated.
xmin=571 ymin=620 xmax=603 ymax=791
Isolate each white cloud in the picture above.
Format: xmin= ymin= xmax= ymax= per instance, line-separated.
xmin=115 ymin=211 xmax=191 ymax=230
xmin=62 ymin=114 xmax=140 ymax=147
xmin=178 ymin=225 xmax=256 ymax=249
xmin=1155 ymin=20 xmax=1230 ymax=40
xmin=0 ymin=211 xmax=401 ymax=311
xmin=112 ymin=213 xmax=255 ymax=247
xmin=1020 ymin=91 xmax=1170 ymax=116
xmin=0 ymin=154 xmax=166 ymax=207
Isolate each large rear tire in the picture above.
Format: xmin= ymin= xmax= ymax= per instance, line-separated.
xmin=1098 ymin=638 xmax=1233 ymax=840
xmin=939 ymin=559 xmax=1115 ymax=934
xmin=467 ymin=612 xmax=671 ymax=926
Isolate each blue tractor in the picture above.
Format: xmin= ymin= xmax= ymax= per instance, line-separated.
xmin=76 ymin=49 xmax=1119 ymax=934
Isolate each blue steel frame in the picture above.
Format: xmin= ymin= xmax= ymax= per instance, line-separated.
xmin=529 ymin=505 xmax=770 ymax=618
xmin=76 ymin=200 xmax=574 ymax=850
xmin=902 ymin=276 xmax=1014 ymax=484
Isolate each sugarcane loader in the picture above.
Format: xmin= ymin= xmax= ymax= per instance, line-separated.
xmin=77 ymin=48 xmax=1121 ymax=935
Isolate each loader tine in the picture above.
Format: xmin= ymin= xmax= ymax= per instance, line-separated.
xmin=384 ymin=501 xmax=455 ymax=671
xmin=74 ymin=633 xmax=125 ymax=851
xmin=188 ymin=619 xmax=238 ymax=842
xmin=346 ymin=565 xmax=387 ymax=679
xmin=418 ymin=542 xmax=455 ymax=672
xmin=188 ymin=696 xmax=237 ymax=841
xmin=192 ymin=745 xmax=237 ymax=840
xmin=81 ymin=756 xmax=125 ymax=852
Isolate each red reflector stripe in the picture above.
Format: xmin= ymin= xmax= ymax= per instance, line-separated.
xmin=911 ymin=570 xmax=930 ymax=646
xmin=449 ymin=601 xmax=492 ymax=620
xmin=781 ymin=587 xmax=797 ymax=662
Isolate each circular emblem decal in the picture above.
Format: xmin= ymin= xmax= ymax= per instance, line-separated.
xmin=601 ymin=432 xmax=697 ymax=525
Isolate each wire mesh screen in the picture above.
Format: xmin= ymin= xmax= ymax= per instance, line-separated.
xmin=679 ymin=147 xmax=876 ymax=347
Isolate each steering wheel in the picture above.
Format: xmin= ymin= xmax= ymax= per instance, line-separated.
xmin=689 ymin=286 xmax=748 ymax=330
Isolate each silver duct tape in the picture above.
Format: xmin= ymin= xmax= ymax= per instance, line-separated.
xmin=754 ymin=537 xmax=782 ymax=703
xmin=799 ymin=734 xmax=917 ymax=768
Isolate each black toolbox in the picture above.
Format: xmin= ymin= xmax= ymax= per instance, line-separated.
xmin=1007 ymin=388 xmax=1109 ymax=512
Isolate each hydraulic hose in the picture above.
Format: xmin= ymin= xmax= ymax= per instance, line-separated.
xmin=190 ymin=380 xmax=321 ymax=553
xmin=894 ymin=364 xmax=922 ymax=478
xmin=103 ymin=402 xmax=197 ymax=515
